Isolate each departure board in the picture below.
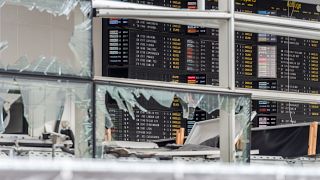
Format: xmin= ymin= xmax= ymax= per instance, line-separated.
xmin=257 ymin=46 xmax=277 ymax=78
xmin=103 ymin=0 xmax=320 ymax=140
xmin=107 ymin=96 xmax=218 ymax=141
xmin=235 ymin=0 xmax=320 ymax=21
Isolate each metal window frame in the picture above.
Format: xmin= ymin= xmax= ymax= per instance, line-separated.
xmin=92 ymin=0 xmax=320 ymax=162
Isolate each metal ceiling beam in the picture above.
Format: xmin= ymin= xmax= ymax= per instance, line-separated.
xmin=95 ymin=77 xmax=320 ymax=105
xmin=235 ymin=13 xmax=320 ymax=31
xmin=94 ymin=1 xmax=320 ymax=39
xmin=94 ymin=76 xmax=248 ymax=96
xmin=235 ymin=88 xmax=320 ymax=104
xmin=93 ymin=0 xmax=172 ymax=10
xmin=288 ymin=0 xmax=320 ymax=5
xmin=96 ymin=9 xmax=231 ymax=20
xmin=235 ymin=21 xmax=320 ymax=40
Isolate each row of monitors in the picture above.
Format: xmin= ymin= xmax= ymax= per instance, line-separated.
xmin=104 ymin=27 xmax=320 ymax=82
xmin=102 ymin=0 xmax=320 ymax=140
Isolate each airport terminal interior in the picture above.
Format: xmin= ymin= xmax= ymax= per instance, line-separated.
xmin=0 ymin=0 xmax=320 ymax=179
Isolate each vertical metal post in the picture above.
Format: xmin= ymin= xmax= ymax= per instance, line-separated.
xmin=197 ymin=0 xmax=205 ymax=11
xmin=218 ymin=0 xmax=236 ymax=162
xmin=92 ymin=82 xmax=96 ymax=158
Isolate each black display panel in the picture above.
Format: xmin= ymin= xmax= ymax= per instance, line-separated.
xmin=103 ymin=0 xmax=320 ymax=141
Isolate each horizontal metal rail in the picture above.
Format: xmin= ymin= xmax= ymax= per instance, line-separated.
xmin=95 ymin=76 xmax=320 ymax=104
xmin=235 ymin=13 xmax=320 ymax=40
xmin=93 ymin=1 xmax=320 ymax=39
xmin=235 ymin=13 xmax=320 ymax=31
xmin=235 ymin=88 xmax=320 ymax=104
xmin=96 ymin=9 xmax=230 ymax=20
xmin=93 ymin=0 xmax=173 ymax=10
xmin=292 ymin=0 xmax=320 ymax=4
xmin=1 ymin=159 xmax=320 ymax=179
xmin=94 ymin=76 xmax=249 ymax=96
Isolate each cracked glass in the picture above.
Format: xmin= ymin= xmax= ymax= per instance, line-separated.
xmin=95 ymin=82 xmax=251 ymax=163
xmin=0 ymin=77 xmax=93 ymax=158
xmin=0 ymin=0 xmax=92 ymax=77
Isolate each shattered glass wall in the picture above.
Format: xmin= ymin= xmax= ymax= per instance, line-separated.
xmin=0 ymin=0 xmax=92 ymax=77
xmin=0 ymin=76 xmax=93 ymax=157
xmin=95 ymin=82 xmax=251 ymax=162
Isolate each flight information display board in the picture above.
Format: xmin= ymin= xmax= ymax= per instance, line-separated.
xmin=103 ymin=0 xmax=320 ymax=141
xmin=257 ymin=46 xmax=277 ymax=78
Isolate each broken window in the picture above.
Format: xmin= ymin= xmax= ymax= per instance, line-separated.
xmin=0 ymin=76 xmax=93 ymax=158
xmin=95 ymin=82 xmax=251 ymax=162
xmin=0 ymin=0 xmax=92 ymax=77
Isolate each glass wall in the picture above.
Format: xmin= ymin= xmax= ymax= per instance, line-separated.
xmin=0 ymin=76 xmax=93 ymax=157
xmin=0 ymin=0 xmax=92 ymax=78
xmin=95 ymin=81 xmax=251 ymax=162
xmin=0 ymin=0 xmax=93 ymax=158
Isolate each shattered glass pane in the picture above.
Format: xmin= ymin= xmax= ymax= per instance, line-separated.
xmin=0 ymin=77 xmax=93 ymax=158
xmin=176 ymin=93 xmax=204 ymax=119
xmin=0 ymin=98 xmax=4 ymax=133
xmin=235 ymin=96 xmax=252 ymax=163
xmin=96 ymin=86 xmax=114 ymax=129
xmin=0 ymin=0 xmax=92 ymax=77
xmin=0 ymin=40 xmax=8 ymax=52
xmin=198 ymin=94 xmax=220 ymax=114
xmin=147 ymin=90 xmax=175 ymax=108
xmin=95 ymin=82 xmax=251 ymax=162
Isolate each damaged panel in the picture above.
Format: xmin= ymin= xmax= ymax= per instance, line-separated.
xmin=0 ymin=77 xmax=93 ymax=158
xmin=95 ymin=83 xmax=251 ymax=162
xmin=0 ymin=0 xmax=92 ymax=77
xmin=98 ymin=85 xmax=248 ymax=123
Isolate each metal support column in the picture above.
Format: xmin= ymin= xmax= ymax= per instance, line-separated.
xmin=218 ymin=0 xmax=236 ymax=162
xmin=197 ymin=0 xmax=205 ymax=11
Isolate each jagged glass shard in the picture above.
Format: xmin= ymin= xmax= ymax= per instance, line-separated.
xmin=176 ymin=93 xmax=204 ymax=119
xmin=17 ymin=80 xmax=61 ymax=132
xmin=0 ymin=77 xmax=92 ymax=157
xmin=0 ymin=41 xmax=8 ymax=69
xmin=104 ymin=85 xmax=252 ymax=122
xmin=149 ymin=90 xmax=175 ymax=108
xmin=0 ymin=0 xmax=92 ymax=77
xmin=96 ymin=87 xmax=114 ymax=129
xmin=176 ymin=93 xmax=204 ymax=108
xmin=72 ymin=83 xmax=91 ymax=109
xmin=235 ymin=96 xmax=251 ymax=130
xmin=0 ymin=79 xmax=16 ymax=93
xmin=28 ymin=56 xmax=48 ymax=72
xmin=79 ymin=1 xmax=91 ymax=15
xmin=0 ymin=79 xmax=19 ymax=134
xmin=95 ymin=83 xmax=252 ymax=161
xmin=106 ymin=86 xmax=128 ymax=113
xmin=235 ymin=96 xmax=249 ymax=114
xmin=198 ymin=94 xmax=220 ymax=114
xmin=118 ymin=87 xmax=148 ymax=119
xmin=8 ymin=56 xmax=30 ymax=71
xmin=70 ymin=83 xmax=92 ymax=157
xmin=43 ymin=57 xmax=58 ymax=75
xmin=1 ymin=0 xmax=82 ymax=16
xmin=69 ymin=19 xmax=92 ymax=77
xmin=0 ymin=0 xmax=5 ymax=8
xmin=0 ymin=98 xmax=5 ymax=133
xmin=134 ymin=89 xmax=175 ymax=108
xmin=0 ymin=41 xmax=8 ymax=52
xmin=103 ymin=85 xmax=246 ymax=122
xmin=18 ymin=56 xmax=76 ymax=75
xmin=16 ymin=79 xmax=92 ymax=135
xmin=0 ymin=93 xmax=21 ymax=130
